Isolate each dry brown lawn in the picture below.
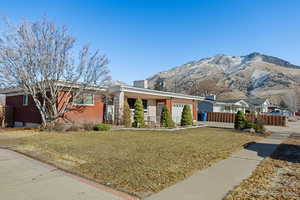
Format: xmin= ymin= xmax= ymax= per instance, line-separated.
xmin=224 ymin=139 xmax=300 ymax=200
xmin=0 ymin=127 xmax=260 ymax=198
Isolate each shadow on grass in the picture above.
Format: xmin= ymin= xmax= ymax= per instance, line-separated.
xmin=243 ymin=141 xmax=300 ymax=163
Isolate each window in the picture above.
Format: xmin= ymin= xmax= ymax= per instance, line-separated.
xmin=74 ymin=93 xmax=94 ymax=105
xmin=127 ymin=98 xmax=148 ymax=110
xmin=22 ymin=94 xmax=28 ymax=106
xmin=224 ymin=106 xmax=231 ymax=112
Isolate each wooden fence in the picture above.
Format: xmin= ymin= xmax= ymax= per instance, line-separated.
xmin=206 ymin=112 xmax=287 ymax=127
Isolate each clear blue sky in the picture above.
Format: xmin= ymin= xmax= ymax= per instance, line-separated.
xmin=1 ymin=0 xmax=300 ymax=84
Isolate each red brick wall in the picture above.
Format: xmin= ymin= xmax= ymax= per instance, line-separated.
xmin=59 ymin=92 xmax=104 ymax=124
xmin=6 ymin=95 xmax=42 ymax=124
xmin=6 ymin=92 xmax=104 ymax=125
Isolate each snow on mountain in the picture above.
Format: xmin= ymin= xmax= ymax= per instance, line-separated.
xmin=250 ymin=70 xmax=271 ymax=88
xmin=147 ymin=52 xmax=300 ymax=110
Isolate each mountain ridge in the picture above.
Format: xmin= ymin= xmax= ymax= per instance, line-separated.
xmin=147 ymin=52 xmax=300 ymax=111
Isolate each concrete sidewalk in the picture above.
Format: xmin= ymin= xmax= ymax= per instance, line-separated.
xmin=0 ymin=149 xmax=136 ymax=200
xmin=146 ymin=132 xmax=290 ymax=200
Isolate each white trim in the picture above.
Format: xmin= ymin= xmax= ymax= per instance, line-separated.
xmin=110 ymin=85 xmax=203 ymax=101
xmin=0 ymin=81 xmax=107 ymax=95
xmin=1 ymin=83 xmax=204 ymax=101
xmin=4 ymin=92 xmax=26 ymax=96
xmin=201 ymin=99 xmax=249 ymax=107
xmin=73 ymin=94 xmax=94 ymax=106
xmin=22 ymin=94 xmax=29 ymax=106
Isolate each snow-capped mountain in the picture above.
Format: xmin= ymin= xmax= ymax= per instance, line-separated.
xmin=147 ymin=52 xmax=300 ymax=110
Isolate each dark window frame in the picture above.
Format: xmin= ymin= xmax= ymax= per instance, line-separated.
xmin=127 ymin=98 xmax=148 ymax=110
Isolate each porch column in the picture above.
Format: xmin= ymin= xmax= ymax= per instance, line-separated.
xmin=113 ymin=91 xmax=124 ymax=125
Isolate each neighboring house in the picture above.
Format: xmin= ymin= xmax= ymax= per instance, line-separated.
xmin=244 ymin=98 xmax=270 ymax=113
xmin=0 ymin=80 xmax=203 ymax=127
xmin=198 ymin=99 xmax=249 ymax=113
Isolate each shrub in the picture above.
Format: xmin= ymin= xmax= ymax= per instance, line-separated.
xmin=252 ymin=118 xmax=266 ymax=133
xmin=133 ymin=98 xmax=144 ymax=128
xmin=181 ymin=105 xmax=193 ymax=126
xmin=123 ymin=101 xmax=132 ymax=128
xmin=160 ymin=105 xmax=175 ymax=128
xmin=244 ymin=119 xmax=254 ymax=129
xmin=41 ymin=122 xmax=71 ymax=132
xmin=82 ymin=122 xmax=95 ymax=131
xmin=234 ymin=113 xmax=266 ymax=134
xmin=234 ymin=111 xmax=246 ymax=130
xmin=66 ymin=124 xmax=83 ymax=132
xmin=93 ymin=123 xmax=110 ymax=131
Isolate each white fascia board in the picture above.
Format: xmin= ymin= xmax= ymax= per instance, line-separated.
xmin=235 ymin=100 xmax=249 ymax=107
xmin=118 ymin=85 xmax=204 ymax=101
xmin=0 ymin=83 xmax=107 ymax=96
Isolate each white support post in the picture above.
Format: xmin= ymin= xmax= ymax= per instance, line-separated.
xmin=113 ymin=91 xmax=124 ymax=125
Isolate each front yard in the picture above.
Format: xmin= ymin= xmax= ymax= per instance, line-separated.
xmin=224 ymin=138 xmax=300 ymax=200
xmin=0 ymin=128 xmax=260 ymax=198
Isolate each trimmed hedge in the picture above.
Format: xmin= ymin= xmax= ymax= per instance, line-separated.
xmin=133 ymin=98 xmax=144 ymax=128
xmin=123 ymin=101 xmax=132 ymax=128
xmin=160 ymin=105 xmax=175 ymax=128
xmin=181 ymin=105 xmax=193 ymax=126
xmin=94 ymin=123 xmax=110 ymax=131
xmin=234 ymin=111 xmax=246 ymax=130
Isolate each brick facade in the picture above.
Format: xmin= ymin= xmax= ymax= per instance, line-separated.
xmin=6 ymin=95 xmax=42 ymax=124
xmin=6 ymin=92 xmax=105 ymax=125
xmin=5 ymin=89 xmax=199 ymax=126
xmin=60 ymin=92 xmax=104 ymax=124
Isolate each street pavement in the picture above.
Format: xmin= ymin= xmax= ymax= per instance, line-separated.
xmin=0 ymin=149 xmax=136 ymax=200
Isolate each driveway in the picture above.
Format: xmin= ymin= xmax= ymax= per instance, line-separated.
xmin=0 ymin=148 xmax=136 ymax=200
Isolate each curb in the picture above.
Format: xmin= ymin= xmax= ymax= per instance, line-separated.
xmin=0 ymin=147 xmax=140 ymax=200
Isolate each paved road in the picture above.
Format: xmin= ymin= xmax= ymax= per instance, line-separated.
xmin=0 ymin=149 xmax=135 ymax=200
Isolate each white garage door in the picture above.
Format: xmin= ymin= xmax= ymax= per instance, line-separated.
xmin=172 ymin=103 xmax=192 ymax=124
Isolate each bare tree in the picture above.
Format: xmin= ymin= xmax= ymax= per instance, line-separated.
xmin=0 ymin=18 xmax=110 ymax=127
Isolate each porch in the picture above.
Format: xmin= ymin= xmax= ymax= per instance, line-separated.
xmin=108 ymin=89 xmax=198 ymax=126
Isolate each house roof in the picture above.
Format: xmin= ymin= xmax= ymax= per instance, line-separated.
xmin=218 ymin=99 xmax=245 ymax=104
xmin=0 ymin=81 xmax=108 ymax=95
xmin=109 ymin=85 xmax=204 ymax=101
xmin=201 ymin=97 xmax=270 ymax=107
xmin=0 ymin=82 xmax=204 ymax=101
xmin=244 ymin=98 xmax=268 ymax=106
xmin=200 ymin=99 xmax=249 ymax=107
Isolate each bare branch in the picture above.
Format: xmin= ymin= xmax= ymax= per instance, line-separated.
xmin=0 ymin=18 xmax=110 ymax=126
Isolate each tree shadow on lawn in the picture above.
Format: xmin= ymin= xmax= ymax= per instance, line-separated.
xmin=244 ymin=140 xmax=300 ymax=163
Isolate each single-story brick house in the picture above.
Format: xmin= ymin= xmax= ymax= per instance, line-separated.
xmin=1 ymin=80 xmax=203 ymax=127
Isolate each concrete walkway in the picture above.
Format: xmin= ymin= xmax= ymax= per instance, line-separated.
xmin=146 ymin=132 xmax=291 ymax=200
xmin=0 ymin=149 xmax=136 ymax=200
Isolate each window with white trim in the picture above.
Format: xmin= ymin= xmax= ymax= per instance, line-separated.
xmin=22 ymin=94 xmax=29 ymax=106
xmin=73 ymin=93 xmax=94 ymax=105
xmin=127 ymin=98 xmax=148 ymax=113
